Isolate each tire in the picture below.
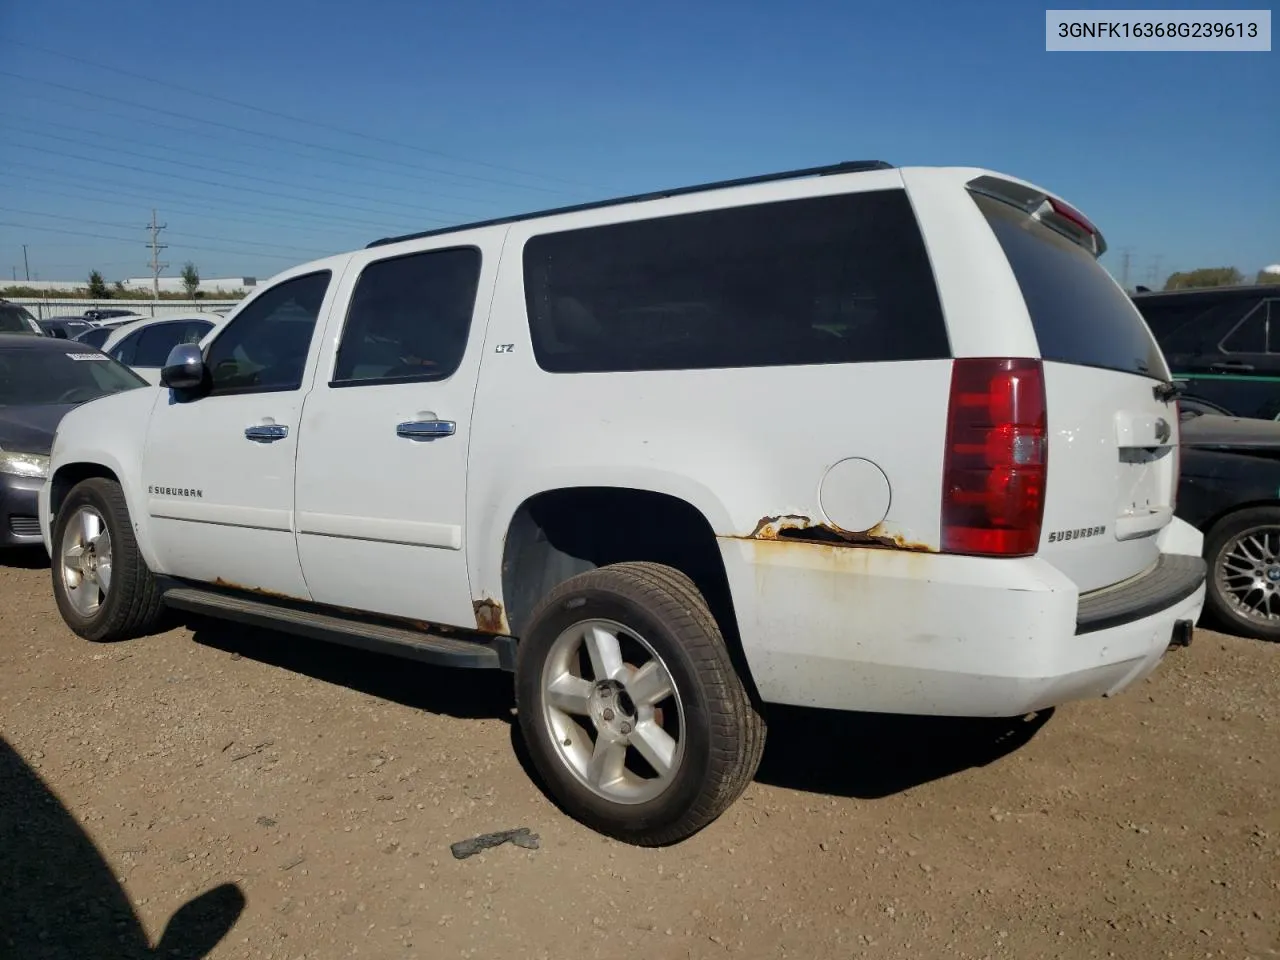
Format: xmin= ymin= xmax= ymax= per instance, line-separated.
xmin=514 ymin=561 xmax=766 ymax=846
xmin=1203 ymin=505 xmax=1280 ymax=643
xmin=50 ymin=477 xmax=165 ymax=642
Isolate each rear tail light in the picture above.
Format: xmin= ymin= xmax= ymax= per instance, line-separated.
xmin=941 ymin=358 xmax=1047 ymax=557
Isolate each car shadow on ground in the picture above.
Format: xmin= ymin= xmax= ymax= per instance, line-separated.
xmin=754 ymin=706 xmax=1054 ymax=799
xmin=187 ymin=617 xmax=1049 ymax=802
xmin=0 ymin=545 xmax=49 ymax=569
xmin=184 ymin=616 xmax=516 ymax=722
xmin=0 ymin=736 xmax=245 ymax=960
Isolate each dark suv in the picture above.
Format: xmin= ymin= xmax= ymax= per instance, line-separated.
xmin=1133 ymin=284 xmax=1280 ymax=420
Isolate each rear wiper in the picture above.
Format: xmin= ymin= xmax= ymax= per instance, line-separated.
xmin=1152 ymin=379 xmax=1185 ymax=403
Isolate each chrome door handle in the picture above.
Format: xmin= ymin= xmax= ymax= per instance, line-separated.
xmin=396 ymin=419 xmax=455 ymax=441
xmin=244 ymin=424 xmax=289 ymax=443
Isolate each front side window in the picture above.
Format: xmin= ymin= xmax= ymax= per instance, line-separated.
xmin=332 ymin=247 xmax=481 ymax=386
xmin=205 ymin=272 xmax=331 ymax=395
xmin=133 ymin=320 xmax=213 ymax=367
xmin=0 ymin=304 xmax=40 ymax=335
xmin=522 ymin=189 xmax=950 ymax=374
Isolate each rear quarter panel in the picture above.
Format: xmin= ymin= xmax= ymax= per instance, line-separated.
xmin=465 ymin=169 xmax=956 ymax=618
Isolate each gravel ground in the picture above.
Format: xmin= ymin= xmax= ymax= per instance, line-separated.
xmin=2 ymin=552 xmax=1278 ymax=960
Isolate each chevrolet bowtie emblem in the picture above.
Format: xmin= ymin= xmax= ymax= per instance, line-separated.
xmin=1154 ymin=417 xmax=1171 ymax=443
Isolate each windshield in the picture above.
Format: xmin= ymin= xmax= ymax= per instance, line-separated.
xmin=1 ymin=304 xmax=41 ymax=335
xmin=0 ymin=346 xmax=148 ymax=406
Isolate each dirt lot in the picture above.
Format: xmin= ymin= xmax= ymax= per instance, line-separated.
xmin=2 ymin=553 xmax=1278 ymax=960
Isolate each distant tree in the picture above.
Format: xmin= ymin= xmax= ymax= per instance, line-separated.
xmin=1163 ymin=267 xmax=1245 ymax=291
xmin=113 ymin=280 xmax=125 ymax=294
xmin=1257 ymin=268 xmax=1280 ymax=286
xmin=180 ymin=262 xmax=200 ymax=299
xmin=87 ymin=270 xmax=109 ymax=298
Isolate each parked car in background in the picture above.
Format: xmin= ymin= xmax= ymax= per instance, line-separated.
xmin=40 ymin=161 xmax=1205 ymax=845
xmin=0 ymin=300 xmax=44 ymax=336
xmin=38 ymin=317 xmax=97 ymax=340
xmin=83 ymin=308 xmax=144 ymax=324
xmin=72 ymin=326 xmax=114 ymax=350
xmin=1177 ymin=412 xmax=1280 ymax=643
xmin=101 ymin=313 xmax=224 ymax=384
xmin=0 ymin=334 xmax=147 ymax=550
xmin=1134 ymin=284 xmax=1280 ymax=420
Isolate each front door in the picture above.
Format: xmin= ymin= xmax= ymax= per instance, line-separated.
xmin=294 ymin=243 xmax=493 ymax=630
xmin=141 ymin=268 xmax=339 ymax=597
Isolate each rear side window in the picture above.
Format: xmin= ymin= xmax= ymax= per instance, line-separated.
xmin=332 ymin=246 xmax=481 ymax=386
xmin=1221 ymin=299 xmax=1280 ymax=354
xmin=973 ymin=192 xmax=1167 ymax=380
xmin=522 ymin=189 xmax=949 ymax=373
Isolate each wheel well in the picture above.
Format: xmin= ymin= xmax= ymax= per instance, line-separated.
xmin=50 ymin=464 xmax=120 ymax=519
xmin=501 ymin=486 xmax=741 ymax=644
xmin=1200 ymin=498 xmax=1280 ymax=541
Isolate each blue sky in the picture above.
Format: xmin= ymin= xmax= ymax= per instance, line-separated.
xmin=0 ymin=0 xmax=1275 ymax=288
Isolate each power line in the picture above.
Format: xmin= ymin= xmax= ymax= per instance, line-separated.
xmin=0 ymin=108 xmax=515 ymax=211
xmin=0 ymin=206 xmax=332 ymax=257
xmin=4 ymin=38 xmax=601 ymax=192
xmin=7 ymin=141 xmax=468 ymax=226
xmin=0 ymin=220 xmax=318 ymax=261
xmin=5 ymin=167 xmax=399 ymax=237
xmin=0 ymin=69 xmax=585 ymax=198
xmin=4 ymin=121 xmax=487 ymax=221
xmin=3 ymin=150 xmax=433 ymax=233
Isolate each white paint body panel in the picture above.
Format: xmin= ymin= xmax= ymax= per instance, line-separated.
xmin=41 ymin=164 xmax=1206 ymax=719
xmin=292 ymin=233 xmax=503 ymax=628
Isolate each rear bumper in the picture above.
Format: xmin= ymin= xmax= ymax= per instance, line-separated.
xmin=718 ymin=517 xmax=1207 ymax=717
xmin=0 ymin=473 xmax=45 ymax=548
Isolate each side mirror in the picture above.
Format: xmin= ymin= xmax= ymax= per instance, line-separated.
xmin=160 ymin=343 xmax=206 ymax=390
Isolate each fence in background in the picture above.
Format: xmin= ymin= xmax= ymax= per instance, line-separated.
xmin=8 ymin=299 xmax=241 ymax=320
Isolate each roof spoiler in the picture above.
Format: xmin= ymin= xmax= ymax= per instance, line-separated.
xmin=966 ymin=175 xmax=1107 ymax=258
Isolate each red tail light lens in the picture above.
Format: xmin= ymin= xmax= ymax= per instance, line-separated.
xmin=941 ymin=358 xmax=1047 ymax=557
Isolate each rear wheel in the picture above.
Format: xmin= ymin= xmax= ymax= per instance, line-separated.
xmin=51 ymin=478 xmax=165 ymax=642
xmin=514 ymin=561 xmax=765 ymax=845
xmin=1204 ymin=505 xmax=1280 ymax=643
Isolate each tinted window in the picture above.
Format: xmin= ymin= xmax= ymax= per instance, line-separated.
xmin=1222 ymin=299 xmax=1280 ymax=354
xmin=0 ymin=347 xmax=146 ymax=405
xmin=522 ymin=190 xmax=949 ymax=373
xmin=1136 ymin=297 xmax=1257 ymax=355
xmin=974 ymin=192 xmax=1167 ymax=380
xmin=74 ymin=327 xmax=111 ymax=349
xmin=133 ymin=320 xmax=213 ymax=367
xmin=205 ymin=272 xmax=331 ymax=395
xmin=0 ymin=304 xmax=39 ymax=335
xmin=333 ymin=247 xmax=480 ymax=385
xmin=109 ymin=329 xmax=142 ymax=365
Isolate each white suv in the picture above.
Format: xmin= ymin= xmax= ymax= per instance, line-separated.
xmin=39 ymin=161 xmax=1207 ymax=845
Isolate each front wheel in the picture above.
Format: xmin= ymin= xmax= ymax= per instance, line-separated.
xmin=1204 ymin=506 xmax=1280 ymax=643
xmin=51 ymin=478 xmax=165 ymax=642
xmin=514 ymin=562 xmax=765 ymax=845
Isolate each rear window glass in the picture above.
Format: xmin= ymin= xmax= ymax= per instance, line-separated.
xmin=522 ymin=189 xmax=950 ymax=373
xmin=973 ymin=192 xmax=1168 ymax=380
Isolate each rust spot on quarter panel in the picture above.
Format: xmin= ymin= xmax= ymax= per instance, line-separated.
xmin=740 ymin=515 xmax=935 ymax=553
xmin=473 ymin=597 xmax=510 ymax=635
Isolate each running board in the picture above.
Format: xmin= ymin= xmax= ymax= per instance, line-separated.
xmin=162 ymin=586 xmax=515 ymax=671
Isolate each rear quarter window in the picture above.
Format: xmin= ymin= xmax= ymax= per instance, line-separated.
xmin=522 ymin=189 xmax=950 ymax=373
xmin=973 ymin=192 xmax=1168 ymax=380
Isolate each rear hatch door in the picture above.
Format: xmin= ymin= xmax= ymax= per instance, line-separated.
xmin=971 ymin=179 xmax=1180 ymax=593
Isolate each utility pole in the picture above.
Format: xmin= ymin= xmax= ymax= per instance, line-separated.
xmin=147 ymin=209 xmax=168 ymax=300
xmin=1118 ymin=247 xmax=1134 ymax=291
xmin=22 ymin=244 xmax=29 ymax=281
xmin=1147 ymin=254 xmax=1164 ymax=290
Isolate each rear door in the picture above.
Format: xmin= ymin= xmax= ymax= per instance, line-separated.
xmin=969 ymin=184 xmax=1180 ymax=593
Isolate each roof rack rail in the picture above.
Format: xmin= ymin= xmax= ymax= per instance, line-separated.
xmin=366 ymin=159 xmax=894 ymax=248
